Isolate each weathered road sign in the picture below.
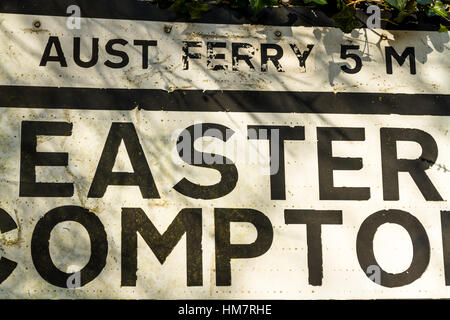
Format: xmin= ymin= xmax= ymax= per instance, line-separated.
xmin=0 ymin=10 xmax=449 ymax=299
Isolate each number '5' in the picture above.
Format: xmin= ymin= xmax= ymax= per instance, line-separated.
xmin=340 ymin=45 xmax=362 ymax=74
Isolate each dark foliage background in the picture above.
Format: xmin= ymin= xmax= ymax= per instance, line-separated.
xmin=155 ymin=0 xmax=450 ymax=32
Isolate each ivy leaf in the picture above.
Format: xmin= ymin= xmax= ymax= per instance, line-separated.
xmin=385 ymin=0 xmax=408 ymax=11
xmin=186 ymin=2 xmax=211 ymax=19
xmin=427 ymin=1 xmax=449 ymax=18
xmin=438 ymin=23 xmax=449 ymax=32
xmin=250 ymin=0 xmax=277 ymax=15
xmin=394 ymin=10 xmax=411 ymax=23
xmin=169 ymin=0 xmax=211 ymax=19
xmin=304 ymin=0 xmax=328 ymax=5
xmin=394 ymin=0 xmax=418 ymax=23
xmin=168 ymin=0 xmax=189 ymax=15
xmin=332 ymin=6 xmax=360 ymax=33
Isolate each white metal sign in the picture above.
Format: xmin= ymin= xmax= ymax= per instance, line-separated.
xmin=0 ymin=13 xmax=449 ymax=299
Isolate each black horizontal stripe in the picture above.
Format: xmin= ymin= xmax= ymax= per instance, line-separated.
xmin=0 ymin=86 xmax=448 ymax=115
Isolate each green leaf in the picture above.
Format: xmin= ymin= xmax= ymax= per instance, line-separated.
xmin=304 ymin=0 xmax=327 ymax=5
xmin=332 ymin=6 xmax=360 ymax=33
xmin=168 ymin=0 xmax=189 ymax=14
xmin=393 ymin=0 xmax=418 ymax=23
xmin=439 ymin=24 xmax=449 ymax=32
xmin=428 ymin=1 xmax=449 ymax=18
xmin=168 ymin=0 xmax=211 ymax=19
xmin=385 ymin=0 xmax=408 ymax=11
xmin=186 ymin=2 xmax=211 ymax=19
xmin=394 ymin=10 xmax=410 ymax=23
xmin=250 ymin=0 xmax=277 ymax=15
